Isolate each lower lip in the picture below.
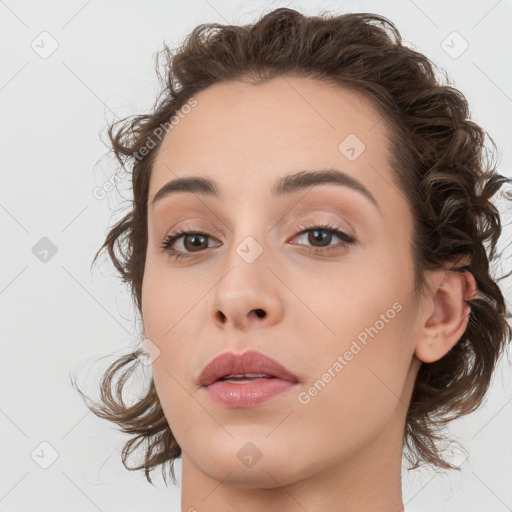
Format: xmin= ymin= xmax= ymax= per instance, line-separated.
xmin=202 ymin=378 xmax=298 ymax=408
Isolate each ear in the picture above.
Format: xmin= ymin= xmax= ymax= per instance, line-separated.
xmin=415 ymin=260 xmax=477 ymax=364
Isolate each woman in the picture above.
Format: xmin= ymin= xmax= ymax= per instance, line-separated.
xmin=73 ymin=7 xmax=511 ymax=511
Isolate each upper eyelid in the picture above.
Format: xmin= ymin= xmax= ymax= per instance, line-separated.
xmin=162 ymin=211 xmax=354 ymax=233
xmin=155 ymin=200 xmax=361 ymax=228
xmin=164 ymin=222 xmax=354 ymax=246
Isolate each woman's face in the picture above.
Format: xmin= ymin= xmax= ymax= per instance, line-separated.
xmin=141 ymin=76 xmax=424 ymax=488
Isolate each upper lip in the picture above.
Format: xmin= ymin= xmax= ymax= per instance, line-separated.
xmin=198 ymin=349 xmax=299 ymax=386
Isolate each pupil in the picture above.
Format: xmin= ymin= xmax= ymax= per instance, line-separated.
xmin=185 ymin=234 xmax=207 ymax=252
xmin=309 ymin=229 xmax=330 ymax=247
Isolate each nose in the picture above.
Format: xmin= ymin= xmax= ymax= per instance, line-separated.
xmin=215 ymin=306 xmax=268 ymax=327
xmin=209 ymin=248 xmax=284 ymax=332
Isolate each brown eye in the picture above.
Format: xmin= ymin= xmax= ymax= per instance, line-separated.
xmin=291 ymin=223 xmax=355 ymax=252
xmin=305 ymin=228 xmax=333 ymax=247
xmin=181 ymin=233 xmax=209 ymax=252
xmin=161 ymin=229 xmax=221 ymax=260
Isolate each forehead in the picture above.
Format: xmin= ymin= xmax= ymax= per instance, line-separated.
xmin=149 ymin=75 xmax=395 ymax=207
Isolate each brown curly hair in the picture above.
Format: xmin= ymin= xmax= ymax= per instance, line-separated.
xmin=71 ymin=7 xmax=512 ymax=486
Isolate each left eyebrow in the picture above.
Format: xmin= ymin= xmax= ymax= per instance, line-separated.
xmin=271 ymin=168 xmax=380 ymax=212
xmin=150 ymin=167 xmax=380 ymax=212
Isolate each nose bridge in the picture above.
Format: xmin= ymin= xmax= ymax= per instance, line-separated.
xmin=223 ymin=195 xmax=272 ymax=266
xmin=222 ymin=223 xmax=269 ymax=290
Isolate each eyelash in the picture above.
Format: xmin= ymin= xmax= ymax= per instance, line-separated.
xmin=160 ymin=222 xmax=355 ymax=262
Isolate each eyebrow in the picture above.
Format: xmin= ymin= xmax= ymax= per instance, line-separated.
xmin=150 ymin=168 xmax=380 ymax=211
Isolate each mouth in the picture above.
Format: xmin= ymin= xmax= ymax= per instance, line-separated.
xmin=198 ymin=349 xmax=299 ymax=387
xmin=216 ymin=373 xmax=277 ymax=383
xmin=198 ymin=350 xmax=299 ymax=408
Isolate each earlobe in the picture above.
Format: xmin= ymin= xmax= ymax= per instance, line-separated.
xmin=415 ymin=268 xmax=477 ymax=364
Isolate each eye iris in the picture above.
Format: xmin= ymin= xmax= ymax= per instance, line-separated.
xmin=184 ymin=234 xmax=208 ymax=252
xmin=309 ymin=229 xmax=331 ymax=247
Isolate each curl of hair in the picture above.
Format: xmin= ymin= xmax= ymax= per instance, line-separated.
xmin=71 ymin=7 xmax=512 ymax=484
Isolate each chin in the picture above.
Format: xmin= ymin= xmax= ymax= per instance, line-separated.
xmin=204 ymin=459 xmax=304 ymax=489
xmin=191 ymin=440 xmax=310 ymax=488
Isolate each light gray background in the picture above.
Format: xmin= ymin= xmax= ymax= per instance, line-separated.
xmin=1 ymin=0 xmax=511 ymax=511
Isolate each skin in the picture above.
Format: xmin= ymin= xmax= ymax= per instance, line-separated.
xmin=141 ymin=75 xmax=476 ymax=512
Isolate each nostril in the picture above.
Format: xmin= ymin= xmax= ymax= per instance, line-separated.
xmin=254 ymin=309 xmax=266 ymax=318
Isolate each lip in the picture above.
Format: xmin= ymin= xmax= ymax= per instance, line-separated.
xmin=198 ymin=349 xmax=299 ymax=386
xmin=198 ymin=349 xmax=299 ymax=408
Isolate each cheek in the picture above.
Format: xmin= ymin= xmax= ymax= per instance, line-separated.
xmin=290 ymin=254 xmax=414 ymax=428
xmin=141 ymin=258 xmax=210 ymax=425
xmin=141 ymin=254 xmax=206 ymax=339
xmin=291 ymin=239 xmax=411 ymax=350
